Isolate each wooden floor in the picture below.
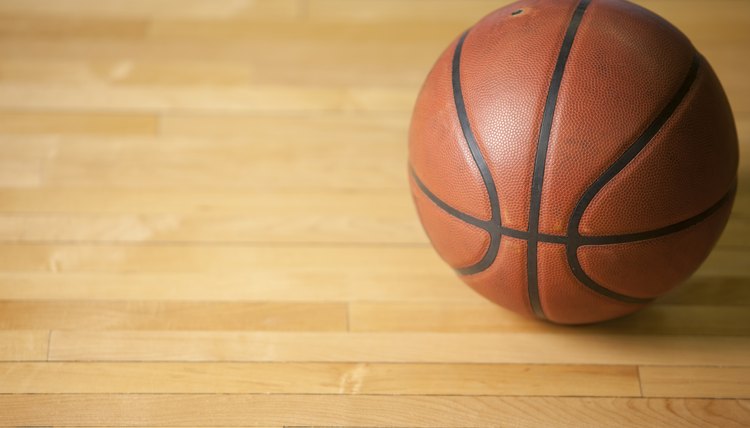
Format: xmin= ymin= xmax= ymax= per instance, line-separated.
xmin=0 ymin=0 xmax=749 ymax=427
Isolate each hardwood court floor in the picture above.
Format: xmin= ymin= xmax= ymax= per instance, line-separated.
xmin=0 ymin=1 xmax=749 ymax=426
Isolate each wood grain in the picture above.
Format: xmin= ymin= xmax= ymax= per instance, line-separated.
xmin=640 ymin=366 xmax=750 ymax=399
xmin=0 ymin=244 xmax=746 ymax=280
xmin=0 ymin=301 xmax=348 ymax=331
xmin=0 ymin=0 xmax=302 ymax=20
xmin=0 ymin=0 xmax=748 ymax=426
xmin=0 ymin=111 xmax=157 ymax=135
xmin=0 ymin=330 xmax=48 ymax=361
xmin=0 ymin=362 xmax=640 ymax=396
xmin=1 ymin=394 xmax=748 ymax=428
xmin=1 ymin=272 xmax=747 ymax=304
xmin=350 ymin=302 xmax=750 ymax=335
xmin=0 ymin=244 xmax=445 ymax=274
xmin=0 ymin=271 xmax=474 ymax=302
xmin=48 ymin=331 xmax=750 ymax=365
xmin=0 ymin=189 xmax=747 ymax=248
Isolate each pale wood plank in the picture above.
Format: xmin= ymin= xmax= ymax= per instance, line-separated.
xmin=1 ymin=394 xmax=748 ymax=427
xmin=0 ymin=185 xmax=746 ymax=218
xmin=0 ymin=330 xmax=48 ymax=361
xmin=0 ymin=25 xmax=744 ymax=113
xmin=0 ymin=160 xmax=42 ymax=188
xmin=0 ymin=244 xmax=745 ymax=278
xmin=12 ymin=113 xmax=406 ymax=189
xmin=159 ymin=111 xmax=408 ymax=139
xmin=0 ymin=188 xmax=415 ymax=220
xmin=0 ymin=43 xmax=744 ymax=91
xmin=0 ymin=362 xmax=640 ymax=396
xmin=0 ymin=244 xmax=444 ymax=275
xmin=1 ymin=118 xmax=743 ymax=193
xmin=0 ymin=190 xmax=422 ymax=244
xmin=640 ymin=366 xmax=750 ymax=398
xmin=48 ymin=331 xmax=750 ymax=365
xmin=350 ymin=302 xmax=750 ymax=335
xmin=0 ymin=58 xmax=256 ymax=86
xmin=0 ymin=301 xmax=347 ymax=331
xmin=0 ymin=213 xmax=421 ymax=245
xmin=0 ymin=120 xmax=55 ymax=188
xmin=307 ymin=0 xmax=500 ymax=24
xmin=0 ymin=112 xmax=157 ymax=135
xmin=0 ymin=15 xmax=149 ymax=39
xmin=146 ymin=20 xmax=461 ymax=44
xmin=0 ymin=272 xmax=475 ymax=302
xmin=0 ymin=0 xmax=301 ymax=20
xmin=0 ymin=272 xmax=746 ymax=304
xmin=0 ymin=34 xmax=440 ymax=88
xmin=0 ymin=63 xmax=742 ymax=115
xmin=0 ymin=189 xmax=746 ymax=249
xmin=0 ymin=82 xmax=414 ymax=113
xmin=17 ymin=115 xmax=750 ymax=194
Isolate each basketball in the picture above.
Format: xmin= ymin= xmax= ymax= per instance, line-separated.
xmin=408 ymin=0 xmax=738 ymax=323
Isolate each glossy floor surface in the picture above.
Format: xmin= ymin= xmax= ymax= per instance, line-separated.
xmin=0 ymin=1 xmax=748 ymax=427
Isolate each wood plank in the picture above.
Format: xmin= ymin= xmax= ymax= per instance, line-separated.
xmin=0 ymin=189 xmax=746 ymax=248
xmin=0 ymin=330 xmax=48 ymax=361
xmin=0 ymin=82 xmax=415 ymax=113
xmin=0 ymin=272 xmax=475 ymax=302
xmin=0 ymin=244 xmax=443 ymax=274
xmin=0 ymin=272 xmax=746 ymax=304
xmin=0 ymin=190 xmax=422 ymax=244
xmin=0 ymin=212 xmax=422 ymax=245
xmin=1 ymin=394 xmax=748 ymax=427
xmin=0 ymin=59 xmax=743 ymax=116
xmin=0 ymin=42 xmax=745 ymax=91
xmin=0 ymin=0 xmax=301 ymax=20
xmin=0 ymin=301 xmax=347 ymax=331
xmin=0 ymin=58 xmax=257 ymax=86
xmin=10 ymin=112 xmax=406 ymax=189
xmin=0 ymin=134 xmax=50 ymax=189
xmin=48 ymin=331 xmax=750 ymax=365
xmin=0 ymin=243 xmax=746 ymax=278
xmin=0 ymin=362 xmax=640 ymax=396
xmin=307 ymin=0 xmax=501 ymax=24
xmin=0 ymin=185 xmax=746 ymax=218
xmin=0 ymin=159 xmax=42 ymax=188
xmin=2 ymin=118 xmax=743 ymax=193
xmin=0 ymin=111 xmax=157 ymax=135
xmin=0 ymin=37 xmax=440 ymax=88
xmin=0 ymin=188 xmax=415 ymax=218
xmin=0 ymin=15 xmax=149 ymax=39
xmin=640 ymin=366 xmax=750 ymax=399
xmin=159 ymin=111 xmax=408 ymax=139
xmin=0 ymin=28 xmax=745 ymax=113
xmin=350 ymin=302 xmax=750 ymax=335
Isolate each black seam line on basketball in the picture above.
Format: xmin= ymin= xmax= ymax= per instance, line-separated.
xmin=580 ymin=184 xmax=734 ymax=246
xmin=526 ymin=0 xmax=592 ymax=319
xmin=566 ymin=54 xmax=701 ymax=305
xmin=409 ymin=166 xmax=493 ymax=231
xmin=451 ymin=30 xmax=503 ymax=276
xmin=414 ymin=167 xmax=731 ymax=243
xmin=409 ymin=166 xmax=567 ymax=244
xmin=414 ymin=160 xmax=731 ymax=248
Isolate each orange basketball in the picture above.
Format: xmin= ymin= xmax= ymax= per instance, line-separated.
xmin=408 ymin=0 xmax=738 ymax=323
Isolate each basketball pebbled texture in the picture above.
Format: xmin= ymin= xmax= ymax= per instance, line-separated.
xmin=408 ymin=0 xmax=738 ymax=324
